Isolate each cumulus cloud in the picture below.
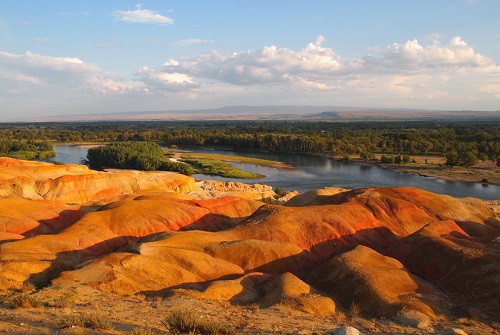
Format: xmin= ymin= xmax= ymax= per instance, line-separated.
xmin=136 ymin=66 xmax=199 ymax=93
xmin=2 ymin=35 xmax=499 ymax=118
xmin=0 ymin=51 xmax=132 ymax=96
xmin=172 ymin=39 xmax=215 ymax=46
xmin=156 ymin=36 xmax=498 ymax=89
xmin=113 ymin=4 xmax=173 ymax=25
xmin=161 ymin=35 xmax=351 ymax=88
xmin=364 ymin=36 xmax=494 ymax=71
xmin=136 ymin=35 xmax=498 ymax=109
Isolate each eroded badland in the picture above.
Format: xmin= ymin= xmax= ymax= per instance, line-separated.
xmin=0 ymin=157 xmax=499 ymax=335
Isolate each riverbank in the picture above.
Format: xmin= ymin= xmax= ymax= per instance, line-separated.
xmin=340 ymin=154 xmax=500 ymax=186
xmin=178 ymin=152 xmax=296 ymax=170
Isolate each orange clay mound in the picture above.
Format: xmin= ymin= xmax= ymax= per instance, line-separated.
xmin=0 ymin=191 xmax=262 ymax=289
xmin=309 ymin=245 xmax=445 ymax=318
xmin=385 ymin=220 xmax=500 ymax=317
xmin=176 ymin=271 xmax=336 ymax=316
xmin=0 ymin=158 xmax=197 ymax=203
xmin=176 ymin=272 xmax=273 ymax=303
xmin=0 ymin=198 xmax=83 ymax=242
xmin=0 ymin=157 xmax=54 ymax=167
xmin=0 ymin=159 xmax=498 ymax=321
xmin=259 ymin=272 xmax=336 ymax=316
xmin=322 ymin=187 xmax=497 ymax=236
xmin=284 ymin=187 xmax=349 ymax=206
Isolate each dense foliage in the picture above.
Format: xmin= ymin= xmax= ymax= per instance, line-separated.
xmin=86 ymin=141 xmax=194 ymax=175
xmin=0 ymin=120 xmax=499 ymax=166
xmin=181 ymin=158 xmax=262 ymax=179
xmin=0 ymin=139 xmax=55 ymax=160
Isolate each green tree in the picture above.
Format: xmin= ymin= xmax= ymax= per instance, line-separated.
xmin=359 ymin=151 xmax=375 ymax=161
xmin=459 ymin=151 xmax=477 ymax=169
xmin=380 ymin=155 xmax=395 ymax=164
xmin=402 ymin=155 xmax=411 ymax=164
xmin=445 ymin=151 xmax=460 ymax=168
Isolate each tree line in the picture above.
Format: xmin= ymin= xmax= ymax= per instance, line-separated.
xmin=0 ymin=139 xmax=55 ymax=160
xmin=0 ymin=120 xmax=498 ymax=166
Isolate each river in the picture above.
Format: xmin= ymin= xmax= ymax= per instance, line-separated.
xmin=46 ymin=145 xmax=499 ymax=200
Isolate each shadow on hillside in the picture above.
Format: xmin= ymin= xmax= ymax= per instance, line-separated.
xmin=21 ymin=209 xmax=84 ymax=238
xmin=135 ymin=226 xmax=402 ymax=304
xmin=23 ymin=211 xmax=249 ymax=289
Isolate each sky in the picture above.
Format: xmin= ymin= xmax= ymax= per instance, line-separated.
xmin=1 ymin=0 xmax=499 ymax=120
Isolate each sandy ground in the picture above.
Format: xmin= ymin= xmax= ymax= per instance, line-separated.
xmin=1 ymin=284 xmax=499 ymax=335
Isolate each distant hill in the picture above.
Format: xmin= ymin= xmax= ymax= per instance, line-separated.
xmin=16 ymin=105 xmax=500 ymax=122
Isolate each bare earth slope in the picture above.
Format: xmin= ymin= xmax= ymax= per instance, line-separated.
xmin=0 ymin=158 xmax=498 ymax=334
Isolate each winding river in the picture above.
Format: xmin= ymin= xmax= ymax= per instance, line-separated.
xmin=46 ymin=145 xmax=499 ymax=200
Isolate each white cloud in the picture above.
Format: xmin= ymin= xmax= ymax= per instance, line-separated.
xmin=172 ymin=39 xmax=215 ymax=46
xmin=2 ymin=35 xmax=499 ymax=118
xmin=157 ymin=35 xmax=498 ymax=93
xmin=113 ymin=4 xmax=173 ymax=25
xmin=163 ymin=35 xmax=349 ymax=87
xmin=0 ymin=51 xmax=132 ymax=96
xmin=364 ymin=36 xmax=494 ymax=71
xmin=136 ymin=66 xmax=199 ymax=93
xmin=146 ymin=35 xmax=499 ymax=110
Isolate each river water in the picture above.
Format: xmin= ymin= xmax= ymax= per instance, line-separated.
xmin=46 ymin=145 xmax=499 ymax=200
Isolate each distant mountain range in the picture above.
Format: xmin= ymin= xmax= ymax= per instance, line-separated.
xmin=17 ymin=105 xmax=500 ymax=122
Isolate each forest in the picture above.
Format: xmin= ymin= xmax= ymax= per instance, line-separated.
xmin=0 ymin=139 xmax=55 ymax=160
xmin=86 ymin=141 xmax=194 ymax=175
xmin=0 ymin=120 xmax=498 ymax=168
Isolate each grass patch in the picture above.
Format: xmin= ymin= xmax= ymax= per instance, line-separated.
xmin=182 ymin=158 xmax=264 ymax=179
xmin=59 ymin=312 xmax=113 ymax=330
xmin=180 ymin=153 xmax=295 ymax=170
xmin=349 ymin=302 xmax=361 ymax=320
xmin=1 ymin=293 xmax=43 ymax=309
xmin=47 ymin=293 xmax=73 ymax=308
xmin=163 ymin=309 xmax=235 ymax=335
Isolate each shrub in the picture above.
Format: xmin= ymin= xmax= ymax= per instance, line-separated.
xmin=48 ymin=293 xmax=73 ymax=308
xmin=163 ymin=310 xmax=235 ymax=335
xmin=359 ymin=151 xmax=375 ymax=161
xmin=402 ymin=155 xmax=411 ymax=164
xmin=380 ymin=155 xmax=395 ymax=164
xmin=2 ymin=293 xmax=42 ymax=309
xmin=59 ymin=313 xmax=113 ymax=330
xmin=349 ymin=302 xmax=361 ymax=320
xmin=274 ymin=186 xmax=287 ymax=197
xmin=341 ymin=153 xmax=351 ymax=163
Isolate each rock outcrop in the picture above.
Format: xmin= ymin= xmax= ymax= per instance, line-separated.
xmin=196 ymin=180 xmax=278 ymax=202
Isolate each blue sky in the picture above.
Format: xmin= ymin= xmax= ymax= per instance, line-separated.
xmin=1 ymin=1 xmax=499 ymax=120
